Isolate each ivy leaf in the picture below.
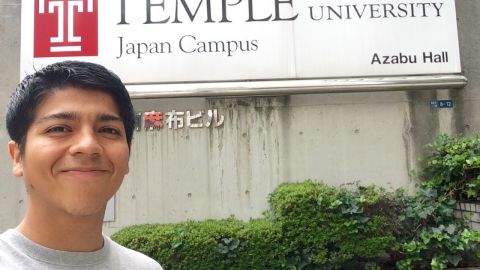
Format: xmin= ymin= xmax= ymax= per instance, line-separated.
xmin=328 ymin=199 xmax=342 ymax=209
xmin=446 ymin=224 xmax=457 ymax=235
xmin=447 ymin=254 xmax=462 ymax=266
xmin=466 ymin=189 xmax=477 ymax=198
xmin=217 ymin=244 xmax=229 ymax=254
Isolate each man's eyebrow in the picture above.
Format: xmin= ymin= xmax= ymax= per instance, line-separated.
xmin=36 ymin=112 xmax=77 ymax=123
xmin=97 ymin=114 xmax=122 ymax=122
xmin=35 ymin=113 xmax=122 ymax=123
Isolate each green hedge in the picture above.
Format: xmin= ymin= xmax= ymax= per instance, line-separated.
xmin=269 ymin=181 xmax=393 ymax=269
xmin=113 ymin=218 xmax=288 ymax=269
xmin=113 ymin=181 xmax=393 ymax=270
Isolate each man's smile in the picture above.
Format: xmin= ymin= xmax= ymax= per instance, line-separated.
xmin=60 ymin=167 xmax=109 ymax=176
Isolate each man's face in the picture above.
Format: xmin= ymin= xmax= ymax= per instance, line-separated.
xmin=9 ymin=87 xmax=130 ymax=217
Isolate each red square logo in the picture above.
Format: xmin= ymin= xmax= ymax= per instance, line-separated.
xmin=34 ymin=0 xmax=98 ymax=58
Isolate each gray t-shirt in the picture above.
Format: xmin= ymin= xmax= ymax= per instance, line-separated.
xmin=0 ymin=229 xmax=163 ymax=270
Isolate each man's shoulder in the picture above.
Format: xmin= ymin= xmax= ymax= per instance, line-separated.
xmin=0 ymin=230 xmax=163 ymax=270
xmin=0 ymin=229 xmax=13 ymax=242
xmin=0 ymin=230 xmax=10 ymax=257
xmin=0 ymin=229 xmax=19 ymax=253
xmin=106 ymin=236 xmax=163 ymax=270
xmin=0 ymin=229 xmax=29 ymax=268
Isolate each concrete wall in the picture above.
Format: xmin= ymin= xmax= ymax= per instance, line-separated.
xmin=107 ymin=92 xmax=415 ymax=235
xmin=455 ymin=0 xmax=480 ymax=136
xmin=0 ymin=0 xmax=27 ymax=231
xmin=1 ymin=1 xmax=479 ymax=235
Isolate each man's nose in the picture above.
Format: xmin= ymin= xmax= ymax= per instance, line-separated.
xmin=69 ymin=129 xmax=103 ymax=156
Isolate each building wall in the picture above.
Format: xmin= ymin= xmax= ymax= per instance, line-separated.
xmin=0 ymin=0 xmax=27 ymax=231
xmin=0 ymin=1 xmax=478 ymax=235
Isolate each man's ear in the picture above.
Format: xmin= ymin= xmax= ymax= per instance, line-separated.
xmin=8 ymin=141 xmax=23 ymax=177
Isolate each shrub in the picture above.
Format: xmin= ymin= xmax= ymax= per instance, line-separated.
xmin=112 ymin=179 xmax=480 ymax=270
xmin=385 ymin=134 xmax=480 ymax=269
xmin=386 ymin=187 xmax=480 ymax=270
xmin=112 ymin=223 xmax=179 ymax=264
xmin=233 ymin=219 xmax=287 ymax=269
xmin=113 ymin=218 xmax=287 ymax=270
xmin=421 ymin=134 xmax=480 ymax=200
xmin=112 ymin=181 xmax=393 ymax=270
xmin=268 ymin=181 xmax=394 ymax=269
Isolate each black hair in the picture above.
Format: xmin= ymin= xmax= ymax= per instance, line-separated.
xmin=6 ymin=60 xmax=135 ymax=153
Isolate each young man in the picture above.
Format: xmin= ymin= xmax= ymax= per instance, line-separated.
xmin=0 ymin=61 xmax=163 ymax=269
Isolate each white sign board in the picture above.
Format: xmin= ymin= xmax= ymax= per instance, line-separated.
xmin=21 ymin=0 xmax=461 ymax=85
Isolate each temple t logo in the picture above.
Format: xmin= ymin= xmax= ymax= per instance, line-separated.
xmin=34 ymin=0 xmax=98 ymax=57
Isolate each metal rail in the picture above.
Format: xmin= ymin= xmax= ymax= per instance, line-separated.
xmin=127 ymin=74 xmax=468 ymax=99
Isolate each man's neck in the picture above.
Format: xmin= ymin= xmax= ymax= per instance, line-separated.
xmin=17 ymin=202 xmax=105 ymax=252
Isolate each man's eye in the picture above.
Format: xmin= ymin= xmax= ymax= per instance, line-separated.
xmin=46 ymin=126 xmax=70 ymax=133
xmin=100 ymin=127 xmax=121 ymax=135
